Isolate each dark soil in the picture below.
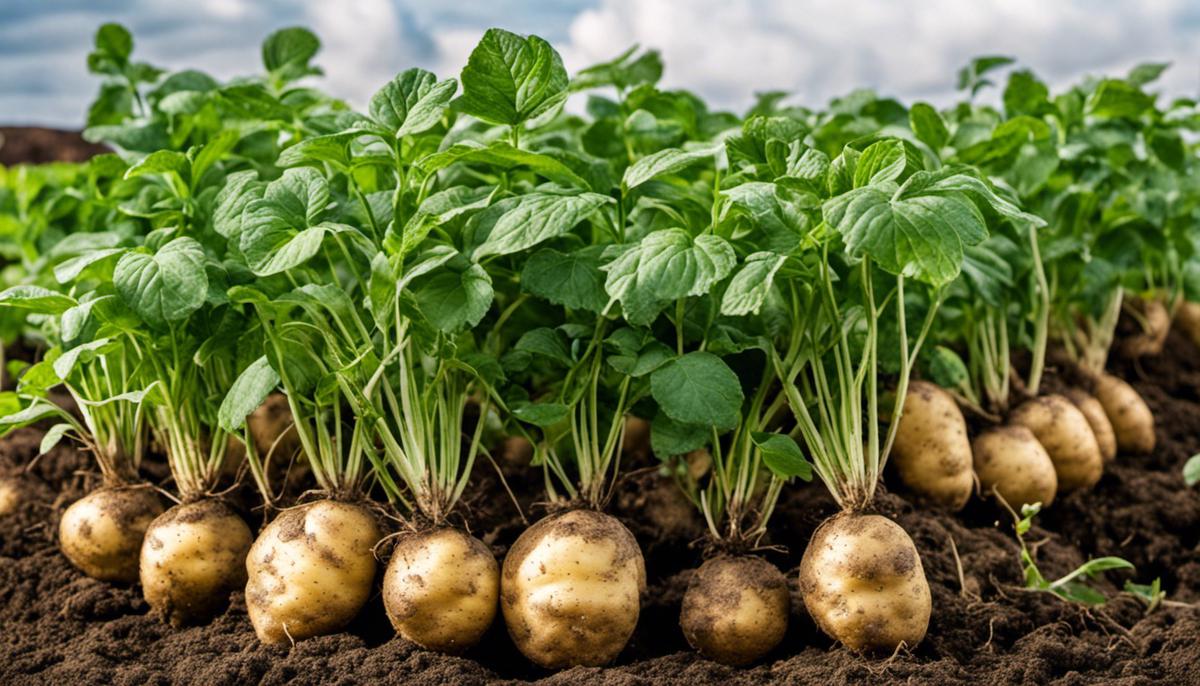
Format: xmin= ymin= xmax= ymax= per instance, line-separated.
xmin=2 ymin=343 xmax=1200 ymax=685
xmin=0 ymin=127 xmax=108 ymax=166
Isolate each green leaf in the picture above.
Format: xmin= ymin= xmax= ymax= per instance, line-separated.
xmin=0 ymin=286 xmax=76 ymax=314
xmin=398 ymin=186 xmax=493 ymax=258
xmin=514 ymin=328 xmax=572 ymax=366
xmin=927 ymin=346 xmax=969 ymax=389
xmin=853 ymin=139 xmax=921 ymax=187
xmin=114 ymin=237 xmax=208 ymax=328
xmin=474 ymin=191 xmax=611 ymax=258
xmin=1128 ymin=62 xmax=1170 ymax=86
xmin=823 ymin=180 xmax=988 ymax=287
xmin=650 ymin=352 xmax=744 ymax=430
xmin=0 ymin=401 xmax=62 ymax=430
xmin=370 ymin=68 xmax=457 ymax=137
xmin=1184 ymin=454 xmax=1200 ymax=487
xmin=412 ymin=263 xmax=494 ymax=333
xmin=909 ymin=103 xmax=948 ymax=150
xmin=124 ymin=150 xmax=189 ymax=183
xmin=40 ymin=423 xmax=75 ymax=455
xmin=219 ymin=356 xmax=281 ymax=433
xmin=720 ymin=252 xmax=786 ymax=316
xmin=623 ymin=147 xmax=715 ymax=190
xmin=603 ymin=229 xmax=736 ymax=325
xmin=521 ymin=247 xmax=608 ymax=313
xmin=1087 ymin=79 xmax=1154 ymax=119
xmin=459 ymin=28 xmax=568 ymax=126
xmin=650 ymin=412 xmax=709 ymax=459
xmin=238 ymin=168 xmax=334 ymax=275
xmin=573 ymin=47 xmax=662 ymax=92
xmin=957 ymin=55 xmax=1014 ymax=95
xmin=54 ymin=248 xmax=124 ymax=284
xmin=751 ymin=432 xmax=813 ymax=479
xmin=417 ymin=141 xmax=589 ymax=189
xmin=213 ymin=170 xmax=263 ymax=240
xmin=262 ymin=27 xmax=321 ymax=81
xmin=512 ymin=401 xmax=570 ymax=428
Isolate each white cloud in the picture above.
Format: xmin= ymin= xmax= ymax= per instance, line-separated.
xmin=559 ymin=0 xmax=1200 ymax=111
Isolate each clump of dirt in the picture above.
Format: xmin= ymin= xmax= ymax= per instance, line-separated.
xmin=2 ymin=334 xmax=1199 ymax=684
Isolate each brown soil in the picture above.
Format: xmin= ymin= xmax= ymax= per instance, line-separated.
xmin=2 ymin=333 xmax=1199 ymax=685
xmin=0 ymin=127 xmax=108 ymax=166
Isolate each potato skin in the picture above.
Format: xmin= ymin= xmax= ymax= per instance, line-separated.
xmin=246 ymin=500 xmax=381 ymax=644
xmin=383 ymin=527 xmax=499 ymax=653
xmin=1094 ymin=373 xmax=1155 ymax=455
xmin=140 ymin=499 xmax=252 ymax=625
xmin=890 ymin=381 xmax=974 ymax=510
xmin=501 ymin=508 xmax=646 ymax=668
xmin=248 ymin=392 xmax=301 ymax=461
xmin=1118 ymin=296 xmax=1170 ymax=359
xmin=798 ymin=513 xmax=931 ymax=652
xmin=1009 ymin=395 xmax=1103 ymax=492
xmin=1064 ymin=388 xmax=1117 ymax=463
xmin=59 ymin=486 xmax=163 ymax=583
xmin=0 ymin=476 xmax=20 ymax=515
xmin=681 ymin=555 xmax=789 ymax=665
xmin=972 ymin=426 xmax=1057 ymax=509
xmin=1174 ymin=301 xmax=1200 ymax=349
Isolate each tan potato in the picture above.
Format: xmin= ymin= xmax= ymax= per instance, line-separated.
xmin=500 ymin=435 xmax=534 ymax=468
xmin=59 ymin=486 xmax=164 ymax=583
xmin=1094 ymin=373 xmax=1155 ymax=455
xmin=680 ymin=555 xmax=789 ymax=665
xmin=140 ymin=499 xmax=252 ymax=625
xmin=622 ymin=416 xmax=651 ymax=462
xmin=1118 ymin=296 xmax=1170 ymax=359
xmin=1064 ymin=388 xmax=1117 ymax=463
xmin=246 ymin=500 xmax=381 ymax=644
xmin=1174 ymin=301 xmax=1200 ymax=349
xmin=889 ymin=381 xmax=974 ymax=510
xmin=383 ymin=527 xmax=499 ymax=653
xmin=1009 ymin=395 xmax=1103 ymax=492
xmin=0 ymin=476 xmax=20 ymax=515
xmin=972 ymin=426 xmax=1058 ymax=509
xmin=501 ymin=509 xmax=646 ymax=668
xmin=798 ymin=513 xmax=930 ymax=652
xmin=248 ymin=392 xmax=301 ymax=461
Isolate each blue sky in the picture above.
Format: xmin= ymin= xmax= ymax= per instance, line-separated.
xmin=2 ymin=0 xmax=1198 ymax=127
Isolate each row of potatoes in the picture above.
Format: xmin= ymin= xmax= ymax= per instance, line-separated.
xmin=892 ymin=372 xmax=1154 ymax=513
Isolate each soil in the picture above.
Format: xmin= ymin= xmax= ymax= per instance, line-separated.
xmin=0 ymin=128 xmax=108 ymax=166
xmin=0 ymin=126 xmax=1197 ymax=682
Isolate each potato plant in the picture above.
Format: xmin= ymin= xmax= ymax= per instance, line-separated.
xmin=0 ymin=18 xmax=1194 ymax=675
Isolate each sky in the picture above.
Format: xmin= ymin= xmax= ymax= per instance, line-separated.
xmin=1 ymin=0 xmax=1198 ymax=128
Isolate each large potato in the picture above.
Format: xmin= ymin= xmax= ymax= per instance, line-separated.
xmin=890 ymin=381 xmax=974 ymax=510
xmin=972 ymin=426 xmax=1057 ymax=509
xmin=383 ymin=527 xmax=499 ymax=653
xmin=59 ymin=486 xmax=163 ymax=583
xmin=140 ymin=499 xmax=252 ymax=625
xmin=501 ymin=509 xmax=645 ymax=668
xmin=1064 ymin=388 xmax=1117 ymax=463
xmin=1009 ymin=395 xmax=1103 ymax=492
xmin=798 ymin=513 xmax=930 ymax=652
xmin=246 ymin=500 xmax=381 ymax=644
xmin=1093 ymin=373 xmax=1155 ymax=455
xmin=680 ymin=555 xmax=788 ymax=665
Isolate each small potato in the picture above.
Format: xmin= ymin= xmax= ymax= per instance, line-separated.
xmin=0 ymin=476 xmax=20 ymax=515
xmin=1094 ymin=373 xmax=1155 ymax=455
xmin=249 ymin=392 xmax=301 ymax=461
xmin=622 ymin=416 xmax=651 ymax=462
xmin=972 ymin=426 xmax=1058 ymax=509
xmin=383 ymin=527 xmax=499 ymax=653
xmin=1009 ymin=395 xmax=1103 ymax=492
xmin=501 ymin=508 xmax=646 ymax=668
xmin=499 ymin=436 xmax=534 ymax=468
xmin=798 ymin=513 xmax=930 ymax=652
xmin=890 ymin=381 xmax=974 ymax=510
xmin=1174 ymin=301 xmax=1200 ymax=349
xmin=1064 ymin=388 xmax=1117 ymax=463
xmin=246 ymin=500 xmax=381 ymax=644
xmin=681 ymin=555 xmax=789 ymax=665
xmin=1118 ymin=296 xmax=1170 ymax=359
xmin=59 ymin=486 xmax=164 ymax=583
xmin=140 ymin=499 xmax=252 ymax=626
